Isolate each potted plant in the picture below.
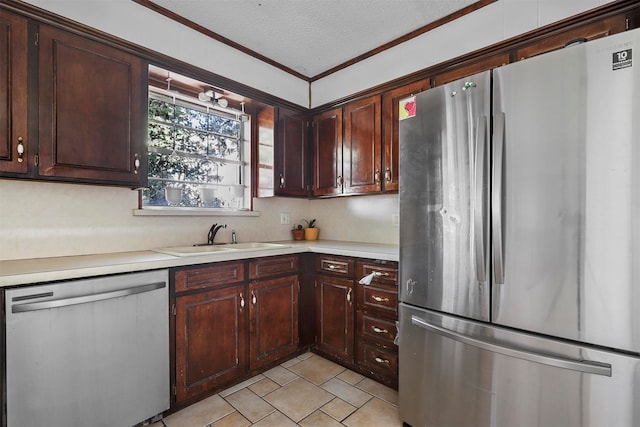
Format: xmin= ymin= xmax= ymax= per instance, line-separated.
xmin=303 ymin=218 xmax=319 ymax=241
xmin=291 ymin=224 xmax=305 ymax=241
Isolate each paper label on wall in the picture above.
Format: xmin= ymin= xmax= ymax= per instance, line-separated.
xmin=399 ymin=96 xmax=416 ymax=120
xmin=612 ymin=49 xmax=632 ymax=70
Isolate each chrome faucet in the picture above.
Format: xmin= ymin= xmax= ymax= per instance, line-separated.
xmin=207 ymin=223 xmax=227 ymax=245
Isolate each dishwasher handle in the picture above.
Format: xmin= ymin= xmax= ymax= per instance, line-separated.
xmin=12 ymin=281 xmax=166 ymax=313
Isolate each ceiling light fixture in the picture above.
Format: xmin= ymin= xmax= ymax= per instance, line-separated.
xmin=198 ymin=88 xmax=229 ymax=108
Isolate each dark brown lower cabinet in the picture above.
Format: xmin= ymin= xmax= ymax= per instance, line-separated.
xmin=175 ymin=283 xmax=247 ymax=403
xmin=249 ymin=274 xmax=299 ymax=370
xmin=314 ymin=274 xmax=354 ymax=362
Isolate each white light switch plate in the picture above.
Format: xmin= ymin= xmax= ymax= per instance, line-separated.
xmin=280 ymin=212 xmax=291 ymax=225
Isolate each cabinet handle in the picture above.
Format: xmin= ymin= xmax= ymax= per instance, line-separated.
xmin=373 ymin=272 xmax=390 ymax=277
xmin=279 ymin=174 xmax=285 ymax=188
xmin=337 ymin=176 xmax=344 ymax=186
xmin=240 ymin=292 xmax=245 ymax=309
xmin=328 ymin=264 xmax=337 ymax=270
xmin=385 ymin=168 xmax=391 ymax=182
xmin=372 ymin=326 xmax=388 ymax=334
xmin=17 ymin=137 xmax=24 ymax=163
xmin=374 ymin=169 xmax=381 ymax=183
xmin=375 ymin=356 xmax=390 ymax=365
xmin=372 ymin=295 xmax=389 ymax=303
xmin=346 ymin=288 xmax=352 ymax=304
xmin=134 ymin=153 xmax=140 ymax=174
xmin=252 ymin=291 xmax=257 ymax=305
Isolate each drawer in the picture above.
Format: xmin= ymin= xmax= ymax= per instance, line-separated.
xmin=174 ymin=261 xmax=245 ymax=293
xmin=316 ymin=255 xmax=354 ymax=278
xmin=357 ymin=311 xmax=397 ymax=345
xmin=356 ymin=340 xmax=398 ymax=382
xmin=357 ymin=284 xmax=397 ymax=315
xmin=356 ymin=261 xmax=398 ymax=288
xmin=249 ymin=255 xmax=298 ymax=280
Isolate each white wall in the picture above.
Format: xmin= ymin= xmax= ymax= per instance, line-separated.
xmin=0 ymin=180 xmax=399 ymax=260
xmin=311 ymin=0 xmax=616 ymax=107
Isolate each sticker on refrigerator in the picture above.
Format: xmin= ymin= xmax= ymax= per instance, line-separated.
xmin=612 ymin=49 xmax=632 ymax=70
xmin=399 ymin=96 xmax=417 ymax=120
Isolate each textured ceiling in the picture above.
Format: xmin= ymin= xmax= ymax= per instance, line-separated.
xmin=148 ymin=0 xmax=479 ymax=78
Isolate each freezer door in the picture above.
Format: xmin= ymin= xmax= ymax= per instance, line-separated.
xmin=399 ymin=71 xmax=490 ymax=321
xmin=492 ymin=28 xmax=640 ymax=353
xmin=399 ymin=303 xmax=640 ymax=427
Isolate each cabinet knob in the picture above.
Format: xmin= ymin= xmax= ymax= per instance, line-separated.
xmin=134 ymin=153 xmax=140 ymax=174
xmin=17 ymin=137 xmax=24 ymax=163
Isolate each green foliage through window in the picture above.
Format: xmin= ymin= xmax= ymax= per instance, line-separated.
xmin=143 ymin=91 xmax=246 ymax=208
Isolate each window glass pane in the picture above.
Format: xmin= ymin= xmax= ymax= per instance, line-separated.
xmin=145 ymin=89 xmax=248 ymax=209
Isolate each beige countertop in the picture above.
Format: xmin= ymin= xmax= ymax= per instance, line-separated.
xmin=0 ymin=240 xmax=398 ymax=288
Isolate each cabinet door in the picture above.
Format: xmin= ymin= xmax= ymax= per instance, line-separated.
xmin=315 ymin=275 xmax=354 ymax=362
xmin=382 ymin=79 xmax=431 ymax=192
xmin=175 ymin=284 xmax=247 ymax=403
xmin=0 ymin=10 xmax=28 ymax=174
xmin=38 ymin=25 xmax=147 ymax=186
xmin=344 ymin=95 xmax=381 ymax=194
xmin=249 ymin=275 xmax=299 ymax=370
xmin=313 ymin=107 xmax=343 ymax=196
xmin=275 ymin=107 xmax=309 ymax=197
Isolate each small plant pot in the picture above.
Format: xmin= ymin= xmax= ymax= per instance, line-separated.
xmin=291 ymin=229 xmax=305 ymax=241
xmin=304 ymin=227 xmax=320 ymax=241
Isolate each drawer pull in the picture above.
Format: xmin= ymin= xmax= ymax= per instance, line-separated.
xmin=372 ymin=326 xmax=388 ymax=334
xmin=375 ymin=357 xmax=390 ymax=365
xmin=328 ymin=264 xmax=337 ymax=269
xmin=372 ymin=295 xmax=389 ymax=303
xmin=374 ymin=272 xmax=390 ymax=277
xmin=347 ymin=288 xmax=352 ymax=304
xmin=240 ymin=292 xmax=245 ymax=309
xmin=17 ymin=137 xmax=25 ymax=163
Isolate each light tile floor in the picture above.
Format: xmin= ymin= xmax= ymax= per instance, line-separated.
xmin=153 ymin=353 xmax=402 ymax=427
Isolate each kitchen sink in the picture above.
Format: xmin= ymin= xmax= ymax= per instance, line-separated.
xmin=152 ymin=245 xmax=239 ymax=257
xmin=226 ymin=242 xmax=289 ymax=250
xmin=152 ymin=242 xmax=289 ymax=257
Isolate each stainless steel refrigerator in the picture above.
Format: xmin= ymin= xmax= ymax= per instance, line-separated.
xmin=398 ymin=27 xmax=640 ymax=427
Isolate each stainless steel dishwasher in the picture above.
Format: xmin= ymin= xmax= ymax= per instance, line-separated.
xmin=4 ymin=269 xmax=169 ymax=427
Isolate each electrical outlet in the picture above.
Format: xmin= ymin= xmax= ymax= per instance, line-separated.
xmin=392 ymin=213 xmax=400 ymax=227
xmin=280 ymin=212 xmax=291 ymax=225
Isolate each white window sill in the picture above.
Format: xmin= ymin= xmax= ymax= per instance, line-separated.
xmin=133 ymin=207 xmax=261 ymax=217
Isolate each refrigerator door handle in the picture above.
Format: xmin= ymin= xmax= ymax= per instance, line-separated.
xmin=474 ymin=115 xmax=487 ymax=282
xmin=492 ymin=112 xmax=506 ymax=284
xmin=411 ymin=315 xmax=612 ymax=376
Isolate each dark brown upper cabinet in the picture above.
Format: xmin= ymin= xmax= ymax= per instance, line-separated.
xmin=312 ymin=95 xmax=382 ymax=197
xmin=381 ymin=79 xmax=431 ymax=192
xmin=343 ymin=95 xmax=382 ymax=195
xmin=312 ymin=107 xmax=343 ymax=196
xmin=274 ymin=107 xmax=309 ymax=197
xmin=0 ymin=10 xmax=28 ymax=174
xmin=37 ymin=24 xmax=147 ymax=187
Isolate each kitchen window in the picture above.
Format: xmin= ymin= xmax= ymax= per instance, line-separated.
xmin=141 ymin=68 xmax=251 ymax=211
